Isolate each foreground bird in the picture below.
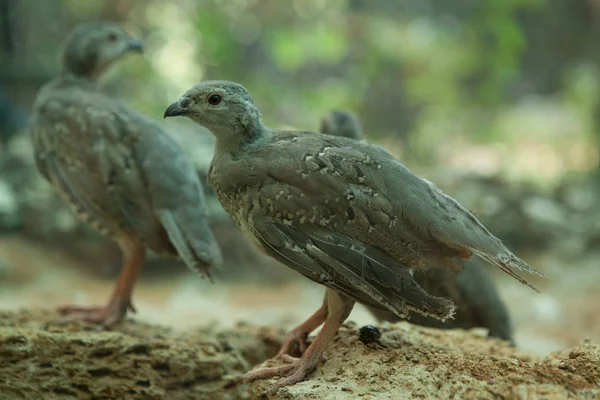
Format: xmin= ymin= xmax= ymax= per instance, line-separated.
xmin=319 ymin=110 xmax=514 ymax=342
xmin=29 ymin=22 xmax=222 ymax=327
xmin=164 ymin=80 xmax=541 ymax=394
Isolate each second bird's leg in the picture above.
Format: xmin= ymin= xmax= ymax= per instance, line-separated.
xmin=58 ymin=236 xmax=146 ymax=327
xmin=275 ymin=294 xmax=328 ymax=358
xmin=244 ymin=289 xmax=354 ymax=395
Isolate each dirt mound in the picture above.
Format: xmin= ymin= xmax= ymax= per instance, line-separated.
xmin=0 ymin=309 xmax=281 ymax=400
xmin=248 ymin=322 xmax=600 ymax=399
xmin=1 ymin=310 xmax=598 ymax=399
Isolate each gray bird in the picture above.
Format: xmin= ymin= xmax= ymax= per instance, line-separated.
xmin=320 ymin=109 xmax=363 ymax=140
xmin=164 ymin=80 xmax=541 ymax=394
xmin=29 ymin=22 xmax=221 ymax=327
xmin=320 ymin=109 xmax=513 ymax=342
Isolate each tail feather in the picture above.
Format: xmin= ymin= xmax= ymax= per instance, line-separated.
xmin=472 ymin=250 xmax=542 ymax=293
xmin=159 ymin=208 xmax=222 ymax=280
xmin=497 ymin=253 xmax=543 ymax=276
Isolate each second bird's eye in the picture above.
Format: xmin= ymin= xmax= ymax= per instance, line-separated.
xmin=208 ymin=94 xmax=222 ymax=105
xmin=107 ymin=33 xmax=118 ymax=42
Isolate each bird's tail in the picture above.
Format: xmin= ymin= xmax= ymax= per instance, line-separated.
xmin=471 ymin=249 xmax=543 ymax=293
xmin=159 ymin=206 xmax=222 ymax=281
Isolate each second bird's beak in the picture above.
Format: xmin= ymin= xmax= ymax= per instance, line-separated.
xmin=127 ymin=38 xmax=144 ymax=53
xmin=164 ymin=100 xmax=188 ymax=119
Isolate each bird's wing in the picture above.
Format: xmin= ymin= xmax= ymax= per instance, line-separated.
xmin=29 ymin=87 xmax=128 ymax=235
xmin=240 ymin=132 xmax=541 ymax=290
xmin=129 ymin=115 xmax=222 ymax=277
xmin=251 ymin=219 xmax=455 ymax=320
xmin=403 ymin=175 xmax=543 ymax=287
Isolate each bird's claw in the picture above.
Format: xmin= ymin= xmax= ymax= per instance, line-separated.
xmin=56 ymin=300 xmax=132 ymax=328
xmin=243 ymin=354 xmax=327 ymax=395
xmin=243 ymin=360 xmax=313 ymax=395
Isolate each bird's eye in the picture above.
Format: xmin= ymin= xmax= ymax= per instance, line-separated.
xmin=207 ymin=94 xmax=222 ymax=106
xmin=107 ymin=32 xmax=118 ymax=42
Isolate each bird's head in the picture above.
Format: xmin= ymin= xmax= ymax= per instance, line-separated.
xmin=320 ymin=110 xmax=363 ymax=140
xmin=164 ymin=80 xmax=267 ymax=148
xmin=61 ymin=21 xmax=143 ymax=80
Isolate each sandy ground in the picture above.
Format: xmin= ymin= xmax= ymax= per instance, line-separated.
xmin=0 ymin=235 xmax=598 ymax=358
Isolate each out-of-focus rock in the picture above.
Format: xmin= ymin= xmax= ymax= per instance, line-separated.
xmin=249 ymin=322 xmax=600 ymax=400
xmin=0 ymin=309 xmax=283 ymax=400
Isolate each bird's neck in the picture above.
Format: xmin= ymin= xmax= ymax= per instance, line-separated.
xmin=59 ymin=69 xmax=98 ymax=84
xmin=214 ymin=119 xmax=274 ymax=155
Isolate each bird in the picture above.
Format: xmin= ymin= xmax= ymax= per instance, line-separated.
xmin=319 ymin=109 xmax=514 ymax=342
xmin=319 ymin=109 xmax=363 ymax=140
xmin=163 ymin=80 xmax=542 ymax=394
xmin=29 ymin=22 xmax=222 ymax=327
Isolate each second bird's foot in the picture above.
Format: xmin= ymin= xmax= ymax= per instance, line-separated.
xmin=57 ymin=302 xmax=132 ymax=328
xmin=275 ymin=331 xmax=311 ymax=358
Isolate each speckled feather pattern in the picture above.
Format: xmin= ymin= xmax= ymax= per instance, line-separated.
xmin=209 ymin=130 xmax=540 ymax=319
xmin=320 ymin=110 xmax=514 ymax=340
xmin=209 ymin=132 xmax=462 ymax=319
xmin=30 ymin=76 xmax=221 ymax=276
xmin=212 ymin=132 xmax=475 ymax=265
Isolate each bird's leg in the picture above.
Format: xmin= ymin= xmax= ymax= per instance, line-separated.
xmin=244 ymin=289 xmax=354 ymax=395
xmin=58 ymin=236 xmax=145 ymax=327
xmin=275 ymin=294 xmax=328 ymax=358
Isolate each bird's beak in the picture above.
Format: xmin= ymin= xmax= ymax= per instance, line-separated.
xmin=127 ymin=38 xmax=144 ymax=53
xmin=164 ymin=100 xmax=188 ymax=119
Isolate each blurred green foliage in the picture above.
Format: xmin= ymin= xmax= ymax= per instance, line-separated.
xmin=3 ymin=0 xmax=600 ymax=185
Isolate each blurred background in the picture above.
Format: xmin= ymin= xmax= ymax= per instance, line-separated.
xmin=0 ymin=0 xmax=599 ymax=356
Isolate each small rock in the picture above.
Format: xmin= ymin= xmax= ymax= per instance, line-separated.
xmin=359 ymin=325 xmax=381 ymax=344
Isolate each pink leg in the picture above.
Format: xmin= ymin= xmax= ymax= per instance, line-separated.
xmin=244 ymin=289 xmax=354 ymax=395
xmin=275 ymin=295 xmax=328 ymax=358
xmin=58 ymin=236 xmax=145 ymax=328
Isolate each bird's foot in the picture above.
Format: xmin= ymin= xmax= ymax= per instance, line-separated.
xmin=275 ymin=329 xmax=311 ymax=358
xmin=243 ymin=353 xmax=326 ymax=395
xmin=57 ymin=299 xmax=135 ymax=328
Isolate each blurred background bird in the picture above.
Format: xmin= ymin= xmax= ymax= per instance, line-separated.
xmin=28 ymin=22 xmax=221 ymax=327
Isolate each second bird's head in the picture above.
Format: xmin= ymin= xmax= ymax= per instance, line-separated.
xmin=320 ymin=110 xmax=363 ymax=140
xmin=62 ymin=21 xmax=143 ymax=80
xmin=164 ymin=80 xmax=263 ymax=140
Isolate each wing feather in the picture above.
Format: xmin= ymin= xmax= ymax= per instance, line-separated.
xmin=253 ymin=219 xmax=455 ymax=320
xmin=248 ymin=133 xmax=541 ymax=290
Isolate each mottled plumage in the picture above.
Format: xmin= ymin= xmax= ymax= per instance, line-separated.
xmin=30 ymin=22 xmax=221 ymax=326
xmin=164 ymin=80 xmax=541 ymax=393
xmin=320 ymin=109 xmax=513 ymax=342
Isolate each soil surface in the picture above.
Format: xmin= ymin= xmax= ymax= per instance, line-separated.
xmin=0 ymin=309 xmax=282 ymax=400
xmin=2 ymin=310 xmax=598 ymax=400
xmin=248 ymin=322 xmax=600 ymax=400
